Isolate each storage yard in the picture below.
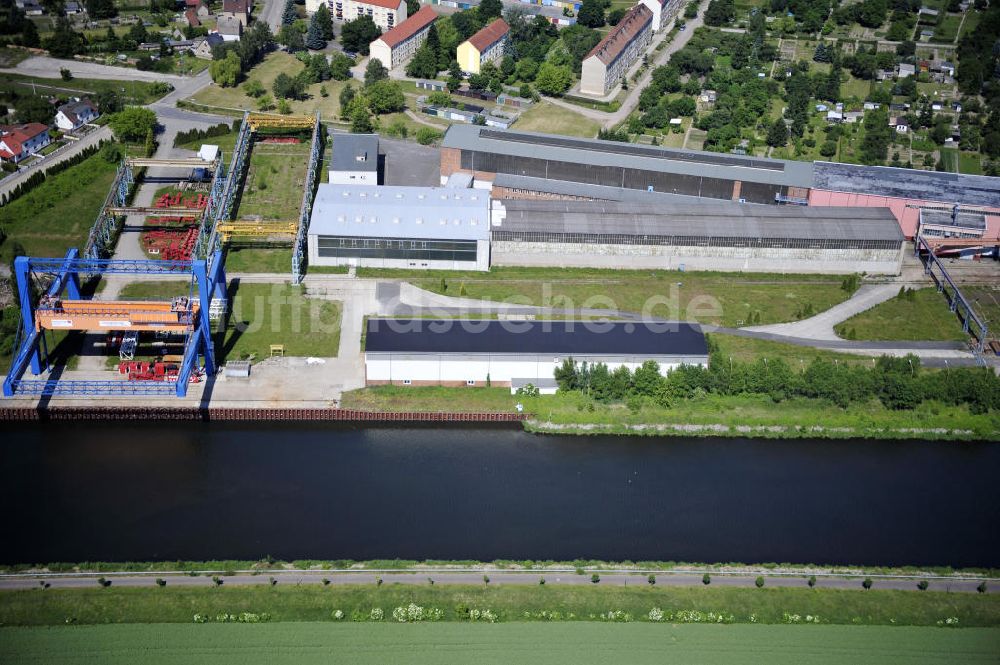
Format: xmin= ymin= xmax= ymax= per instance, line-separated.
xmin=2 ymin=122 xmax=999 ymax=406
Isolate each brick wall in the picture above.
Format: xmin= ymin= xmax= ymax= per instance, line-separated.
xmin=440 ymin=147 xmax=461 ymax=177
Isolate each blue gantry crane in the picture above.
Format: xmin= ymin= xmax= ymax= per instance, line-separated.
xmin=2 ymin=249 xmax=226 ymax=398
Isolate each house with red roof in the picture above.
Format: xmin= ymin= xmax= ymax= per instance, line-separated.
xmin=456 ymin=18 xmax=509 ymax=74
xmin=307 ymin=0 xmax=406 ymax=32
xmin=0 ymin=123 xmax=51 ymax=163
xmin=221 ymin=0 xmax=251 ymax=26
xmin=369 ymin=5 xmax=436 ymax=70
xmin=185 ymin=0 xmax=210 ymax=17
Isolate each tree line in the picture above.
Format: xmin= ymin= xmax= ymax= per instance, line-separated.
xmin=553 ymin=344 xmax=1000 ymax=414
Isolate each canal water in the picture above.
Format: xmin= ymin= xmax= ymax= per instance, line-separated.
xmin=2 ymin=423 xmax=998 ymax=568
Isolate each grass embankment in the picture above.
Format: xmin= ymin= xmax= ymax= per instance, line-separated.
xmin=834 ymin=288 xmax=969 ymax=342
xmin=341 ymin=386 xmax=1000 ymax=439
xmin=2 ymin=623 xmax=998 ymax=665
xmin=359 ymin=267 xmax=853 ymax=327
xmin=1 ymin=585 xmax=997 ymax=627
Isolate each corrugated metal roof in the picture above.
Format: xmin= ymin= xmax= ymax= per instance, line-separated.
xmin=442 ymin=125 xmax=815 ymax=188
xmin=920 ymin=208 xmax=987 ymax=230
xmin=309 ymin=184 xmax=490 ymax=240
xmin=494 ymin=173 xmax=715 ymax=204
xmin=330 ymin=133 xmax=378 ymax=173
xmin=365 ymin=318 xmax=708 ymax=356
xmin=497 ymin=199 xmax=904 ymax=241
xmin=814 ymin=161 xmax=1000 ymax=208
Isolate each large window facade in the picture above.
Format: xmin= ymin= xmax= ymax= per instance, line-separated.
xmin=317 ymin=235 xmax=479 ymax=262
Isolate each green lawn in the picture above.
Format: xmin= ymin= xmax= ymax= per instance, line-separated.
xmin=514 ymin=101 xmax=601 ymax=138
xmin=224 ymin=247 xmax=294 ymax=274
xmin=834 ymin=288 xmax=968 ymax=342
xmin=1 ymin=622 xmax=998 ymax=664
xmin=964 ymin=285 xmax=1000 ymax=336
xmin=709 ymin=332 xmax=881 ymax=366
xmin=235 ymin=141 xmax=311 ymax=221
xmin=189 ymin=51 xmax=348 ymax=118
xmin=959 ymin=151 xmax=983 ymax=175
xmin=0 ymin=73 xmax=167 ymax=105
xmin=931 ymin=14 xmax=963 ymax=42
xmin=939 ymin=147 xmax=959 ymax=172
xmin=1 ymin=584 xmax=998 ymax=627
xmin=357 ymin=267 xmax=854 ymax=327
xmin=217 ymin=282 xmax=340 ymax=362
xmin=840 ymin=75 xmax=871 ymax=100
xmin=118 ymin=281 xmax=196 ymax=300
xmin=0 ymin=148 xmax=118 ymax=264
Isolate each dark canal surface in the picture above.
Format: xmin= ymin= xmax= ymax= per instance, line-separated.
xmin=2 ymin=423 xmax=999 ymax=568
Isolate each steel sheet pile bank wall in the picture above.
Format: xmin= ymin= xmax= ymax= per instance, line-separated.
xmin=364 ymin=318 xmax=708 ymax=388
xmin=490 ymin=200 xmax=906 ymax=274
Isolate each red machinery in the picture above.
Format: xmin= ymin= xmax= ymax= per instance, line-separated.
xmin=118 ymin=360 xmax=202 ymax=383
xmin=143 ymin=192 xmax=208 ymax=260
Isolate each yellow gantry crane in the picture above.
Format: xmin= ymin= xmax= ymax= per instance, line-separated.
xmin=216 ymin=220 xmax=299 ymax=244
xmin=246 ymin=114 xmax=316 ymax=132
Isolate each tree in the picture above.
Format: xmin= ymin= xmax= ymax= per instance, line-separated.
xmin=534 ymin=62 xmax=572 ymax=96
xmin=577 ymin=0 xmax=605 ymax=27
xmin=127 ymin=20 xmax=148 ymax=45
xmin=364 ymin=58 xmax=388 ymax=86
xmin=330 ymin=53 xmax=354 ymax=80
xmin=20 ymin=19 xmax=39 ymax=48
xmin=350 ymin=105 xmax=375 ymax=133
xmin=109 ymin=107 xmax=157 ymax=142
xmin=278 ymin=24 xmax=304 ymax=51
xmin=339 ymin=83 xmax=357 ymax=119
xmin=209 ymin=50 xmax=242 ymax=87
xmin=862 ymin=577 xmax=873 ymax=590
xmin=305 ymin=53 xmax=332 ymax=82
xmin=341 ymin=16 xmax=381 ymax=55
xmin=917 ymin=580 xmax=929 ymax=590
xmin=478 ymin=0 xmax=503 ymax=20
xmin=860 ymin=108 xmax=891 ymax=164
xmin=14 ymin=96 xmax=52 ymax=124
xmin=366 ymin=79 xmax=405 ymax=113
xmin=96 ymin=90 xmax=122 ymax=114
xmin=305 ymin=11 xmax=327 ymax=50
xmin=244 ymin=79 xmax=266 ymax=97
xmin=608 ymin=7 xmax=627 ymax=24
xmin=45 ymin=17 xmax=83 ymax=57
xmin=427 ymin=90 xmax=452 ymax=106
xmin=273 ymin=71 xmax=305 ymax=99
xmin=256 ymin=94 xmax=274 ymax=111
xmin=704 ymin=0 xmax=735 ymax=26
xmin=515 ymin=57 xmax=539 ymax=81
xmin=281 ymin=0 xmax=297 ymax=25
xmin=820 ymin=140 xmax=837 ymax=157
xmin=755 ymin=576 xmax=765 ymax=588
xmin=766 ymin=118 xmax=788 ymax=147
xmin=405 ymin=43 xmax=439 ymax=79
xmin=447 ymin=60 xmax=463 ymax=91
xmin=85 ymin=0 xmax=115 ymax=19
xmin=702 ymin=573 xmax=711 ymax=585
xmin=315 ymin=3 xmax=334 ymax=39
xmin=807 ymin=575 xmax=817 ymax=587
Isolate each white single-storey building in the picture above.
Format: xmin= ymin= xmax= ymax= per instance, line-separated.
xmin=307 ymin=184 xmax=490 ymax=270
xmin=329 ymin=133 xmax=378 ymax=185
xmin=364 ymin=318 xmax=709 ymax=389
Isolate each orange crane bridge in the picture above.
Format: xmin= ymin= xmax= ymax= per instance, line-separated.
xmin=34 ymin=296 xmax=199 ymax=333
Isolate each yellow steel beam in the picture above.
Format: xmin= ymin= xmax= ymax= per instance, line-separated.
xmin=246 ymin=113 xmax=316 ymax=131
xmin=217 ymin=220 xmax=298 ymax=242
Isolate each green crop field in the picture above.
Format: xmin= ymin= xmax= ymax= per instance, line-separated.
xmin=358 ymin=266 xmax=854 ymax=327
xmin=1 ymin=622 xmax=998 ymax=665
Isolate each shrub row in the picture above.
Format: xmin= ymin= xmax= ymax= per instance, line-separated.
xmin=173 ymin=121 xmax=240 ymax=148
xmin=0 ymin=140 xmax=107 ymax=209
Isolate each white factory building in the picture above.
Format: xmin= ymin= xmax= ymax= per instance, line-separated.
xmin=364 ymin=318 xmax=709 ymax=391
xmin=307 ymin=184 xmax=490 ymax=271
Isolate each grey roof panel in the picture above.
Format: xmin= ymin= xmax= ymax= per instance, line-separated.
xmin=494 ymin=173 xmax=727 ymax=204
xmin=813 ymin=161 xmax=1000 ymax=208
xmin=366 ymin=318 xmax=708 ymax=356
xmin=497 ymin=199 xmax=904 ymax=241
xmin=442 ymin=125 xmax=815 ymax=188
xmin=330 ymin=133 xmax=379 ymax=173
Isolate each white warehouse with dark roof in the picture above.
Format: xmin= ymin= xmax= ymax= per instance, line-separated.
xmin=364 ymin=318 xmax=708 ymax=390
xmin=307 ymin=184 xmax=490 ymax=271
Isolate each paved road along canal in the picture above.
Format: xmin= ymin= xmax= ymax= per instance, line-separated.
xmin=2 ymin=423 xmax=998 ymax=568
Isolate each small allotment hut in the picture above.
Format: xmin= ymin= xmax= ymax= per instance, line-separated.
xmin=364 ymin=318 xmax=708 ymax=392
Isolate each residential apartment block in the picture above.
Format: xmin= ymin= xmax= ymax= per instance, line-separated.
xmin=580 ymin=4 xmax=652 ymax=96
xmin=369 ymin=4 xmax=437 ymax=70
xmin=307 ymin=0 xmax=406 ymax=32
xmin=456 ymin=18 xmax=509 ymax=74
xmin=639 ymin=0 xmax=681 ymax=30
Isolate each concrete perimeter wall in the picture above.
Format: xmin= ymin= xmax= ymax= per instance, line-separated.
xmin=492 ymin=241 xmax=904 ymax=275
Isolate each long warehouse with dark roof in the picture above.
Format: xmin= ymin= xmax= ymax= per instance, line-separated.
xmin=489 ymin=199 xmax=905 ymax=274
xmin=441 ymin=125 xmax=814 ymax=205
